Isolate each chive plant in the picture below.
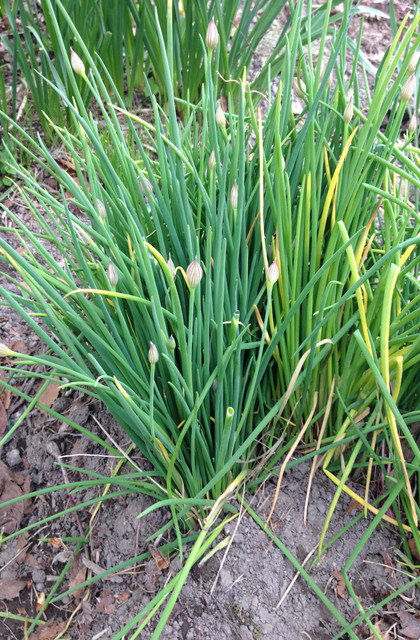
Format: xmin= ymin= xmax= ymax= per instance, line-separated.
xmin=3 ymin=0 xmax=351 ymax=135
xmin=1 ymin=1 xmax=420 ymax=637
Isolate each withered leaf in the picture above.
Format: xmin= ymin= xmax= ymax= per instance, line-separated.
xmin=0 ymin=461 xmax=31 ymax=533
xmin=148 ymin=544 xmax=170 ymax=570
xmin=69 ymin=554 xmax=87 ymax=602
xmin=380 ymin=551 xmax=394 ymax=574
xmin=0 ymin=380 xmax=11 ymax=409
xmin=30 ymin=620 xmax=67 ymax=640
xmin=332 ymin=570 xmax=347 ymax=599
xmin=38 ymin=381 xmax=60 ymax=412
xmin=398 ymin=611 xmax=420 ymax=639
xmin=0 ymin=399 xmax=7 ymax=437
xmin=117 ymin=591 xmax=131 ymax=603
xmin=0 ymin=578 xmax=27 ymax=600
xmin=408 ymin=538 xmax=420 ymax=561
xmin=96 ymin=591 xmax=116 ymax=615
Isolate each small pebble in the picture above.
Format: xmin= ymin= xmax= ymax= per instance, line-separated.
xmin=6 ymin=448 xmax=21 ymax=467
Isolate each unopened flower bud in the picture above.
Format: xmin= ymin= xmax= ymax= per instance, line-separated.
xmin=107 ymin=261 xmax=119 ymax=286
xmin=208 ymin=149 xmax=216 ymax=171
xmin=216 ymin=102 xmax=227 ymax=128
xmin=343 ymin=98 xmax=354 ymax=124
xmin=167 ymin=254 xmax=176 ymax=279
xmin=206 ymin=19 xmax=219 ymax=50
xmin=408 ymin=113 xmax=418 ymax=135
xmin=407 ymin=52 xmax=420 ymax=75
xmin=167 ymin=335 xmax=176 ymax=350
xmin=230 ymin=181 xmax=238 ymax=210
xmin=140 ymin=175 xmax=153 ymax=196
xmin=148 ymin=341 xmax=159 ymax=364
xmin=400 ymin=74 xmax=416 ymax=102
xmin=96 ymin=199 xmax=106 ymax=219
xmin=293 ymin=78 xmax=306 ymax=99
xmin=0 ymin=342 xmax=13 ymax=357
xmin=186 ymin=257 xmax=203 ymax=288
xmin=267 ymin=260 xmax=280 ymax=283
xmin=70 ymin=47 xmax=86 ymax=77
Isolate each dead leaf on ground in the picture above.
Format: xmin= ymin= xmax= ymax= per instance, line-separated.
xmin=52 ymin=549 xmax=73 ymax=565
xmin=380 ymin=551 xmax=394 ymax=574
xmin=48 ymin=537 xmax=63 ymax=548
xmin=30 ymin=619 xmax=67 ymax=640
xmin=38 ymin=380 xmax=60 ymax=412
xmin=0 ymin=399 xmax=7 ymax=437
xmin=9 ymin=340 xmax=27 ymax=354
xmin=117 ymin=591 xmax=131 ymax=603
xmin=15 ymin=532 xmax=29 ymax=564
xmin=148 ymin=544 xmax=170 ymax=570
xmin=96 ymin=590 xmax=116 ymax=615
xmin=0 ymin=578 xmax=27 ymax=600
xmin=0 ymin=461 xmax=31 ymax=533
xmin=0 ymin=380 xmax=11 ymax=409
xmin=408 ymin=538 xmax=420 ymax=561
xmin=397 ymin=611 xmax=420 ymax=639
xmin=346 ymin=499 xmax=363 ymax=514
xmin=332 ymin=570 xmax=347 ymax=599
xmin=68 ymin=554 xmax=87 ymax=602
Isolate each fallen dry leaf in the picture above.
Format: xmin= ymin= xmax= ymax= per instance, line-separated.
xmin=332 ymin=570 xmax=347 ymax=599
xmin=36 ymin=592 xmax=46 ymax=613
xmin=0 ymin=578 xmax=27 ymax=600
xmin=148 ymin=544 xmax=170 ymax=570
xmin=68 ymin=554 xmax=87 ymax=602
xmin=346 ymin=499 xmax=363 ymax=514
xmin=38 ymin=381 xmax=60 ymax=412
xmin=0 ymin=461 xmax=31 ymax=533
xmin=9 ymin=340 xmax=28 ymax=354
xmin=117 ymin=591 xmax=131 ymax=603
xmin=408 ymin=538 xmax=420 ymax=561
xmin=0 ymin=399 xmax=7 ymax=437
xmin=380 ymin=551 xmax=394 ymax=574
xmin=30 ymin=619 xmax=67 ymax=640
xmin=96 ymin=590 xmax=116 ymax=615
xmin=0 ymin=380 xmax=11 ymax=409
xmin=397 ymin=611 xmax=420 ymax=639
xmin=52 ymin=549 xmax=73 ymax=565
xmin=48 ymin=537 xmax=63 ymax=548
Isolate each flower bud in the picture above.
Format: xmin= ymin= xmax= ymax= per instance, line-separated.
xmin=148 ymin=341 xmax=159 ymax=364
xmin=96 ymin=198 xmax=106 ymax=220
xmin=107 ymin=261 xmax=119 ymax=287
xmin=167 ymin=254 xmax=176 ymax=279
xmin=186 ymin=257 xmax=203 ymax=288
xmin=0 ymin=342 xmax=13 ymax=357
xmin=267 ymin=260 xmax=280 ymax=283
xmin=230 ymin=181 xmax=238 ymax=210
xmin=70 ymin=47 xmax=86 ymax=77
xmin=215 ymin=101 xmax=227 ymax=128
xmin=140 ymin=175 xmax=153 ymax=196
xmin=343 ymin=98 xmax=354 ymax=124
xmin=167 ymin=335 xmax=176 ymax=350
xmin=206 ymin=19 xmax=219 ymax=51
xmin=208 ymin=149 xmax=216 ymax=172
xmin=408 ymin=113 xmax=418 ymax=135
xmin=293 ymin=78 xmax=306 ymax=99
xmin=407 ymin=52 xmax=420 ymax=75
xmin=400 ymin=74 xmax=416 ymax=102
